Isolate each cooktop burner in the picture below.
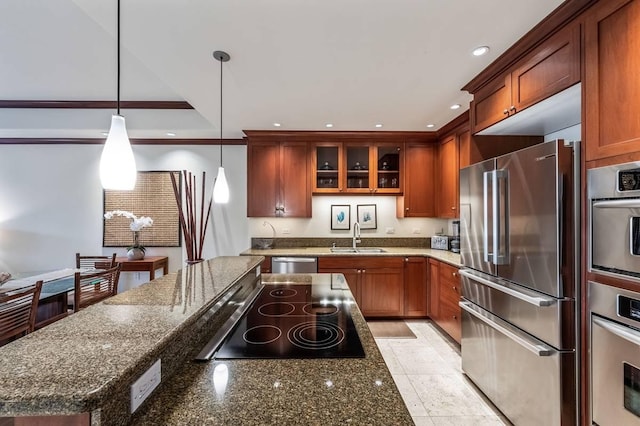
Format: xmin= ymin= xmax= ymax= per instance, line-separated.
xmin=214 ymin=284 xmax=365 ymax=359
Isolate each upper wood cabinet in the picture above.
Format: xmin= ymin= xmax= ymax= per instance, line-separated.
xmin=396 ymin=142 xmax=436 ymax=218
xmin=312 ymin=142 xmax=404 ymax=195
xmin=584 ymin=0 xmax=640 ymax=161
xmin=470 ymin=22 xmax=581 ymax=134
xmin=247 ymin=140 xmax=311 ymax=217
xmin=437 ymin=134 xmax=459 ymax=218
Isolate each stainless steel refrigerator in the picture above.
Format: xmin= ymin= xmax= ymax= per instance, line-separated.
xmin=458 ymin=139 xmax=580 ymax=426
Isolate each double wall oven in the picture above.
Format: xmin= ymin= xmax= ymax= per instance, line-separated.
xmin=588 ymin=161 xmax=640 ymax=425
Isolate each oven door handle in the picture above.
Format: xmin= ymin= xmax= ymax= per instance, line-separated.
xmin=593 ymin=199 xmax=640 ymax=209
xmin=459 ymin=269 xmax=556 ymax=307
xmin=459 ymin=300 xmax=555 ymax=356
xmin=593 ymin=316 xmax=640 ymax=346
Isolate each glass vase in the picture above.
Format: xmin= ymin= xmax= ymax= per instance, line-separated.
xmin=127 ymin=231 xmax=145 ymax=260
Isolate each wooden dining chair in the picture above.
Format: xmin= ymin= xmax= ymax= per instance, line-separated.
xmin=0 ymin=280 xmax=43 ymax=346
xmin=72 ymin=264 xmax=121 ymax=312
xmin=75 ymin=253 xmax=117 ymax=270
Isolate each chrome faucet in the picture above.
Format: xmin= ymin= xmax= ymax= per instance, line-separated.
xmin=353 ymin=221 xmax=361 ymax=249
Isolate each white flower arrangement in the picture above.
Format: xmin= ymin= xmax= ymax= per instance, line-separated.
xmin=104 ymin=210 xmax=153 ymax=231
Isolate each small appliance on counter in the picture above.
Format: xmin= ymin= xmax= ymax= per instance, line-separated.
xmin=431 ymin=235 xmax=454 ymax=250
xmin=450 ymin=220 xmax=460 ymax=253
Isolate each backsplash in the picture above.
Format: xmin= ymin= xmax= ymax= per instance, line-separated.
xmin=249 ymin=195 xmax=448 ymax=239
xmin=250 ymin=237 xmax=431 ymax=249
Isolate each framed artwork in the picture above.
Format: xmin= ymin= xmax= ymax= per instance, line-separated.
xmin=330 ymin=205 xmax=351 ymax=230
xmin=357 ymin=204 xmax=377 ymax=229
xmin=103 ymin=171 xmax=181 ymax=247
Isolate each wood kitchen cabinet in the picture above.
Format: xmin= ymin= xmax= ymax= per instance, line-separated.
xmin=318 ymin=256 xmax=404 ymax=317
xmin=404 ymin=257 xmax=428 ymax=317
xmin=470 ymin=22 xmax=580 ymax=134
xmin=396 ymin=142 xmax=436 ymax=218
xmin=313 ymin=142 xmax=403 ymax=195
xmin=436 ymin=134 xmax=459 ymax=218
xmin=247 ymin=140 xmax=311 ymax=217
xmin=584 ymin=0 xmax=640 ymax=161
xmin=428 ymin=259 xmax=461 ymax=343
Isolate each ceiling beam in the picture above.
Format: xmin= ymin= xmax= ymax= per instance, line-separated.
xmin=0 ymin=138 xmax=245 ymax=145
xmin=0 ymin=100 xmax=194 ymax=109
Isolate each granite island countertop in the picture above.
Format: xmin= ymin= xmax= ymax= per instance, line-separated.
xmin=0 ymin=256 xmax=264 ymax=424
xmin=241 ymin=246 xmax=462 ymax=267
xmin=131 ymin=273 xmax=414 ymax=425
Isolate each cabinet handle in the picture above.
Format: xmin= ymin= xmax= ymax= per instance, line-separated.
xmin=405 ymin=207 xmax=409 ymax=211
xmin=503 ymin=109 xmax=509 ymax=115
xmin=404 ymin=258 xmax=409 ymax=262
xmin=451 ymin=206 xmax=456 ymax=210
xmin=509 ymin=105 xmax=516 ymax=112
xmin=452 ymin=286 xmax=457 ymax=291
xmin=453 ymin=315 xmax=457 ymax=320
xmin=452 ymin=272 xmax=457 ymax=277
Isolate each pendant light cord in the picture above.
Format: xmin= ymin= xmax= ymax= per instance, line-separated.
xmin=117 ymin=0 xmax=121 ymax=115
xmin=219 ymin=56 xmax=223 ymax=166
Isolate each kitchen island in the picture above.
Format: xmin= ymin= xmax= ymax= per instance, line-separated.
xmin=0 ymin=257 xmax=412 ymax=425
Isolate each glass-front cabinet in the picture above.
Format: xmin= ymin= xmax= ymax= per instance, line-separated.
xmin=312 ymin=142 xmax=403 ymax=194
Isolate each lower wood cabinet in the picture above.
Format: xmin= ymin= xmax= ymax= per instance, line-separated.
xmin=318 ymin=256 xmax=404 ymax=317
xmin=404 ymin=257 xmax=428 ymax=317
xmin=259 ymin=256 xmax=271 ymax=273
xmin=428 ymin=259 xmax=461 ymax=343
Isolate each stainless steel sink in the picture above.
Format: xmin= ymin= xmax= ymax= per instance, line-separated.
xmin=329 ymin=247 xmax=386 ymax=253
xmin=355 ymin=248 xmax=386 ymax=253
xmin=330 ymin=247 xmax=357 ymax=253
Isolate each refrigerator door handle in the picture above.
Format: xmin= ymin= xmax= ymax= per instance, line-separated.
xmin=459 ymin=269 xmax=557 ymax=307
xmin=493 ymin=169 xmax=509 ymax=265
xmin=483 ymin=171 xmax=493 ymax=263
xmin=459 ymin=300 xmax=556 ymax=356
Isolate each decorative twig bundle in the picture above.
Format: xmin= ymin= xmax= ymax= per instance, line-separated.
xmin=170 ymin=170 xmax=213 ymax=263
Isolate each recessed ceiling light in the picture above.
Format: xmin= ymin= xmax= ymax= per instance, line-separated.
xmin=325 ymin=123 xmax=333 ymax=128
xmin=375 ymin=124 xmax=383 ymax=128
xmin=166 ymin=132 xmax=176 ymax=137
xmin=472 ymin=46 xmax=490 ymax=56
xmin=450 ymin=104 xmax=461 ymax=110
xmin=101 ymin=132 xmax=109 ymax=136
xmin=426 ymin=124 xmax=435 ymax=128
xmin=273 ymin=123 xmax=281 ymax=127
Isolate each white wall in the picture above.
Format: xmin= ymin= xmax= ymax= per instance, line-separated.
xmin=0 ymin=144 xmax=249 ymax=288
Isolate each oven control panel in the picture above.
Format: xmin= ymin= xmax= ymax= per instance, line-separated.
xmin=619 ymin=167 xmax=640 ymax=192
xmin=618 ymin=295 xmax=640 ymax=323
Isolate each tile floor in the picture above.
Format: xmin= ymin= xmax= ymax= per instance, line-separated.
xmin=373 ymin=320 xmax=511 ymax=425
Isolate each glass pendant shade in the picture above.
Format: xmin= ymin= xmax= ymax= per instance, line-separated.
xmin=213 ymin=166 xmax=230 ymax=203
xmin=100 ymin=114 xmax=137 ymax=190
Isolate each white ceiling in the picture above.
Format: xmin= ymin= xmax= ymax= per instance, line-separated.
xmin=0 ymin=0 xmax=566 ymax=139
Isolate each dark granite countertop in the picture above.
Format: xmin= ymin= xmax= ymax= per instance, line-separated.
xmin=131 ymin=273 xmax=413 ymax=425
xmin=0 ymin=256 xmax=264 ymax=423
xmin=0 ymin=260 xmax=412 ymax=425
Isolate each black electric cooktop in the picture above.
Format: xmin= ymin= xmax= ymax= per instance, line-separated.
xmin=214 ymin=284 xmax=365 ymax=359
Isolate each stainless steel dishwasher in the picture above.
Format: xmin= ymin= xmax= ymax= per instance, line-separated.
xmin=271 ymin=257 xmax=318 ymax=273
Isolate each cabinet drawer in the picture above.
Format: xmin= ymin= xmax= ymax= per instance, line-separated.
xmin=439 ymin=262 xmax=460 ymax=285
xmin=438 ymin=296 xmax=461 ymax=343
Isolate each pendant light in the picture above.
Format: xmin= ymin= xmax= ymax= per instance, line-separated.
xmin=213 ymin=50 xmax=230 ymax=204
xmin=100 ymin=0 xmax=136 ymax=190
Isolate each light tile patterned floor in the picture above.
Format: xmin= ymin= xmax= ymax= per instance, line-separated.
xmin=373 ymin=320 xmax=511 ymax=426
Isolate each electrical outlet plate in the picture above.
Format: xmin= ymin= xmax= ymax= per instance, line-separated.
xmin=131 ymin=359 xmax=161 ymax=413
xmin=385 ymin=227 xmax=395 ymax=234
